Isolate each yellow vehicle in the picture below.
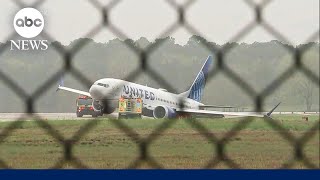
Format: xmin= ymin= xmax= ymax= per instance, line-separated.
xmin=118 ymin=97 xmax=143 ymax=119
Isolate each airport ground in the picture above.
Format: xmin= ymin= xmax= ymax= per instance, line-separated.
xmin=0 ymin=114 xmax=318 ymax=169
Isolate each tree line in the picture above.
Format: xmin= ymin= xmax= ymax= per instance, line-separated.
xmin=0 ymin=36 xmax=318 ymax=112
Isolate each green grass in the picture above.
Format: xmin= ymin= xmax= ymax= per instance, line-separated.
xmin=0 ymin=114 xmax=319 ymax=169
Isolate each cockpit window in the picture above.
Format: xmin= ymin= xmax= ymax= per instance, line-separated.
xmin=97 ymin=83 xmax=109 ymax=88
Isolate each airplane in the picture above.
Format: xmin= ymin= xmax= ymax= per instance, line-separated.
xmin=57 ymin=55 xmax=280 ymax=119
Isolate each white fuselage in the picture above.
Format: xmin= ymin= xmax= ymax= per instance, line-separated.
xmin=89 ymin=78 xmax=203 ymax=110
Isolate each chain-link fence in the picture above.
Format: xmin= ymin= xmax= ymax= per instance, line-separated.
xmin=0 ymin=0 xmax=319 ymax=169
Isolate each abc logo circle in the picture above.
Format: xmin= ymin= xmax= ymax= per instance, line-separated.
xmin=13 ymin=8 xmax=44 ymax=38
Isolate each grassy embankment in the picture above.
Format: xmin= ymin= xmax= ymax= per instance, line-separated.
xmin=0 ymin=114 xmax=318 ymax=169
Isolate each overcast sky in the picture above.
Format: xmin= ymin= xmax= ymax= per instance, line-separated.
xmin=0 ymin=0 xmax=319 ymax=45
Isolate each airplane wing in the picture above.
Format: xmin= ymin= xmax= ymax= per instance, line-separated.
xmin=57 ymin=85 xmax=91 ymax=97
xmin=177 ymin=102 xmax=281 ymax=118
xmin=177 ymin=109 xmax=264 ymax=118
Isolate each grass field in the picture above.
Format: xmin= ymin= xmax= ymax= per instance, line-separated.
xmin=0 ymin=114 xmax=319 ymax=169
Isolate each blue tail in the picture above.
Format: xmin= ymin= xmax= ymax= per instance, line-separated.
xmin=186 ymin=56 xmax=213 ymax=102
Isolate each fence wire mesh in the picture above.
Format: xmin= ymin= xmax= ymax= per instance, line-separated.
xmin=0 ymin=0 xmax=319 ymax=169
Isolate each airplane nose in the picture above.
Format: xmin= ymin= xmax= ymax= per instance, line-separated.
xmin=89 ymin=85 xmax=103 ymax=99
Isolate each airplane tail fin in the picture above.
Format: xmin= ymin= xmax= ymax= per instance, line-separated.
xmin=59 ymin=77 xmax=64 ymax=87
xmin=179 ymin=56 xmax=213 ymax=102
xmin=56 ymin=77 xmax=64 ymax=92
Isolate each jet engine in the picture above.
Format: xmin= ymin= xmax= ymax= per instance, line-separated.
xmin=153 ymin=106 xmax=177 ymax=119
xmin=92 ymin=99 xmax=116 ymax=114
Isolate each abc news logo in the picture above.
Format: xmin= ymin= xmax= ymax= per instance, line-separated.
xmin=10 ymin=8 xmax=48 ymax=51
xmin=16 ymin=16 xmax=43 ymax=28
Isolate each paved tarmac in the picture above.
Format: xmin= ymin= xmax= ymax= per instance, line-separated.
xmin=0 ymin=113 xmax=118 ymax=121
xmin=0 ymin=112 xmax=318 ymax=122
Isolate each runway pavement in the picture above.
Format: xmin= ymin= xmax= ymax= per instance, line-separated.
xmin=0 ymin=113 xmax=118 ymax=122
xmin=0 ymin=112 xmax=318 ymax=122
